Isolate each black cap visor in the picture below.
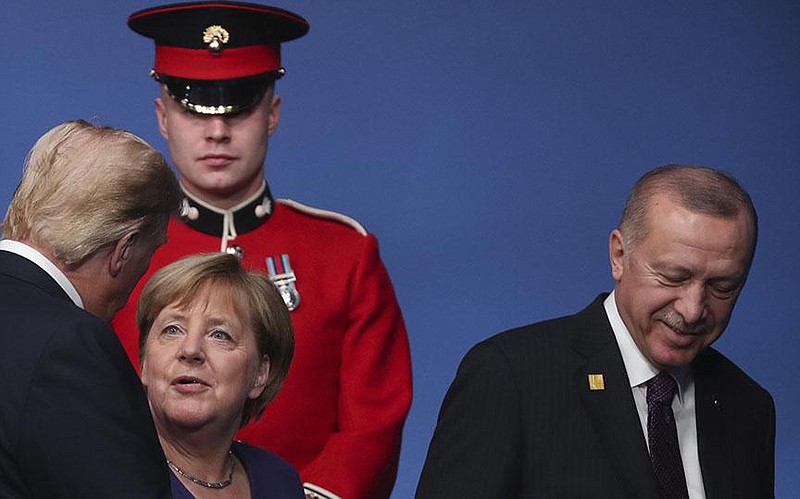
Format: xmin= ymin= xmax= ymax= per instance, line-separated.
xmin=156 ymin=71 xmax=278 ymax=115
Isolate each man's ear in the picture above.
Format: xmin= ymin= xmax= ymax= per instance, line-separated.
xmin=609 ymin=229 xmax=626 ymax=282
xmin=109 ymin=231 xmax=138 ymax=277
xmin=268 ymin=94 xmax=281 ymax=137
xmin=155 ymin=97 xmax=169 ymax=141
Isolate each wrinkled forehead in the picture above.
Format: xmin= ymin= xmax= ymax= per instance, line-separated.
xmin=649 ymin=193 xmax=756 ymax=243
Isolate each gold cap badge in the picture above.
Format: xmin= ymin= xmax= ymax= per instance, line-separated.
xmin=203 ymin=25 xmax=229 ymax=53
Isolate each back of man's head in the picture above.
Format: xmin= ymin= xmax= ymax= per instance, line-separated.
xmin=3 ymin=120 xmax=180 ymax=268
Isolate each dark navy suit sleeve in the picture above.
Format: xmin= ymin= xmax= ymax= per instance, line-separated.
xmin=416 ymin=340 xmax=522 ymax=498
xmin=17 ymin=316 xmax=171 ymax=498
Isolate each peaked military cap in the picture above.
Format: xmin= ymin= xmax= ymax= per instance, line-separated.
xmin=129 ymin=1 xmax=309 ymax=115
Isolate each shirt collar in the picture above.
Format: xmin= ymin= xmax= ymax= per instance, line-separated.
xmin=179 ymin=181 xmax=275 ymax=238
xmin=0 ymin=239 xmax=84 ymax=308
xmin=604 ymin=291 xmax=688 ymax=402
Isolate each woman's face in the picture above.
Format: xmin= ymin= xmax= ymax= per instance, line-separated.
xmin=141 ymin=285 xmax=269 ymax=433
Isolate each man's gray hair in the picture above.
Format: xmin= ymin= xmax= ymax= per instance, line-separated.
xmin=618 ymin=164 xmax=758 ymax=267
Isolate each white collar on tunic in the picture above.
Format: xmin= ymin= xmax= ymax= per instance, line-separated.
xmin=0 ymin=239 xmax=84 ymax=309
xmin=604 ymin=291 xmax=688 ymax=401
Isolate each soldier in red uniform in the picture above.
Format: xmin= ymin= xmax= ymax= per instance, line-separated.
xmin=113 ymin=3 xmax=413 ymax=498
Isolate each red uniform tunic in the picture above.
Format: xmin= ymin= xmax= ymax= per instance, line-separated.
xmin=112 ymin=186 xmax=412 ymax=499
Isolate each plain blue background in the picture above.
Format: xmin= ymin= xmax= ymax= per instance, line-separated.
xmin=3 ymin=1 xmax=798 ymax=497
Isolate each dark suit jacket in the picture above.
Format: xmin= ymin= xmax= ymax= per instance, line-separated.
xmin=416 ymin=294 xmax=775 ymax=498
xmin=0 ymin=250 xmax=171 ymax=498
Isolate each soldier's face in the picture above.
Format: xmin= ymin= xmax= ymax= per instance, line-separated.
xmin=155 ymin=90 xmax=281 ymax=209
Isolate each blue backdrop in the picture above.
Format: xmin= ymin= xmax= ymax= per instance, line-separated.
xmin=3 ymin=1 xmax=798 ymax=497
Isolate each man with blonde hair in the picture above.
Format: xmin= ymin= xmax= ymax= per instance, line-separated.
xmin=0 ymin=120 xmax=181 ymax=497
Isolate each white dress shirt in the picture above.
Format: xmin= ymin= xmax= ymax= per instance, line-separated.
xmin=604 ymin=291 xmax=706 ymax=499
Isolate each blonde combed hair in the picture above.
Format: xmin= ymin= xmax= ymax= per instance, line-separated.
xmin=3 ymin=120 xmax=180 ymax=267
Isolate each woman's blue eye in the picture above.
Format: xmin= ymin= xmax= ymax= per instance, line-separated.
xmin=211 ymin=329 xmax=232 ymax=341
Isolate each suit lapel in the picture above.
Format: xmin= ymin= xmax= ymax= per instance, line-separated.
xmin=693 ymin=353 xmax=733 ymax=499
xmin=570 ymin=296 xmax=662 ymax=499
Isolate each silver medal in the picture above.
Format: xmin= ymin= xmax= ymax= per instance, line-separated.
xmin=266 ymin=254 xmax=300 ymax=311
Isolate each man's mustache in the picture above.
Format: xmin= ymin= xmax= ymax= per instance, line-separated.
xmin=657 ymin=310 xmax=708 ymax=335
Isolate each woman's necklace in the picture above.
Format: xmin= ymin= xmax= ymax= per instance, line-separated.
xmin=167 ymin=450 xmax=235 ymax=489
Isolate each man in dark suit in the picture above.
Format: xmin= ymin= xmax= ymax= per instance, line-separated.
xmin=0 ymin=120 xmax=181 ymax=497
xmin=417 ymin=165 xmax=774 ymax=498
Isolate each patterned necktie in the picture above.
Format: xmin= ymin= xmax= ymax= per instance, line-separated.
xmin=647 ymin=372 xmax=689 ymax=499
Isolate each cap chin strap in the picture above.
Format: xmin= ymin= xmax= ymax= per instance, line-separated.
xmin=219 ymin=211 xmax=238 ymax=253
xmin=219 ymin=184 xmax=272 ymax=251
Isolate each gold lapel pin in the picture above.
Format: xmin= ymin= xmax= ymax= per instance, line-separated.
xmin=588 ymin=374 xmax=605 ymax=391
